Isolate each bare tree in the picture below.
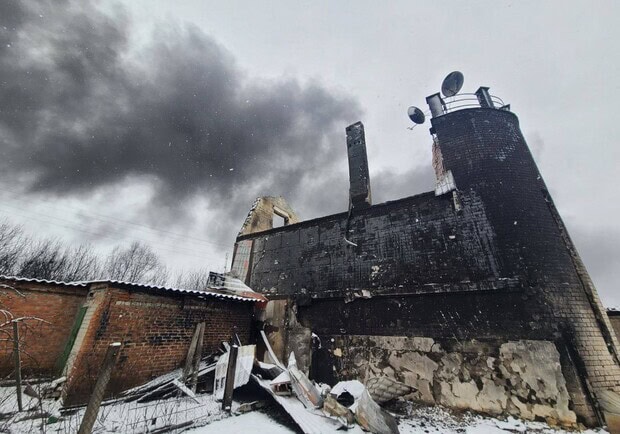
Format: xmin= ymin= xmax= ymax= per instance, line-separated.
xmin=62 ymin=244 xmax=102 ymax=282
xmin=0 ymin=220 xmax=204 ymax=288
xmin=149 ymin=265 xmax=169 ymax=286
xmin=173 ymin=268 xmax=211 ymax=290
xmin=0 ymin=220 xmax=26 ymax=276
xmin=17 ymin=238 xmax=69 ymax=281
xmin=16 ymin=239 xmax=102 ymax=282
xmin=103 ymin=242 xmax=167 ymax=284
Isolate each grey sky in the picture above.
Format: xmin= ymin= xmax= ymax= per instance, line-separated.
xmin=1 ymin=0 xmax=618 ymax=304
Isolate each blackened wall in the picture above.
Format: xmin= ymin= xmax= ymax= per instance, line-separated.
xmin=238 ymin=190 xmax=504 ymax=298
xmin=432 ymin=108 xmax=620 ymax=404
xmin=434 ymin=109 xmax=580 ymax=285
xmin=235 ymin=107 xmax=620 ymax=425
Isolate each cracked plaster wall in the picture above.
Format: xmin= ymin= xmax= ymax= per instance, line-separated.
xmin=326 ymin=335 xmax=576 ymax=427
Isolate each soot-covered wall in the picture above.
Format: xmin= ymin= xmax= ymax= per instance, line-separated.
xmin=237 ymin=190 xmax=504 ymax=298
xmin=234 ymin=106 xmax=620 ymax=425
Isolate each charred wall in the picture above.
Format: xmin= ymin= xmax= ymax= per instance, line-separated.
xmin=235 ymin=107 xmax=620 ymax=426
xmin=432 ymin=108 xmax=620 ymax=417
xmin=238 ymin=190 xmax=503 ymax=298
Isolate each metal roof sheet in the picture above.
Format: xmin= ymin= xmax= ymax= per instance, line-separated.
xmin=0 ymin=275 xmax=265 ymax=302
xmin=82 ymin=279 xmax=266 ymax=302
xmin=0 ymin=275 xmax=88 ymax=287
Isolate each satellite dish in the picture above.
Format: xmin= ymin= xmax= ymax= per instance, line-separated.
xmin=407 ymin=106 xmax=425 ymax=124
xmin=441 ymin=71 xmax=464 ymax=97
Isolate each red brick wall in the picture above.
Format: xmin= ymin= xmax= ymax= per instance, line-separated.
xmin=0 ymin=279 xmax=87 ymax=377
xmin=63 ymin=286 xmax=255 ymax=405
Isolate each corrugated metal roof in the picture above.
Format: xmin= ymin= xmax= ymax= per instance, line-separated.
xmin=0 ymin=275 xmax=88 ymax=287
xmin=82 ymin=279 xmax=266 ymax=302
xmin=0 ymin=275 xmax=265 ymax=302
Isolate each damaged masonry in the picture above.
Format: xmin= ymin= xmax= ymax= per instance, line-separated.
xmin=1 ymin=75 xmax=619 ymax=434
xmin=230 ymin=79 xmax=620 ymax=431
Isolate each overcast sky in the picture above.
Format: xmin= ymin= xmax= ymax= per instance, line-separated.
xmin=1 ymin=0 xmax=618 ymax=304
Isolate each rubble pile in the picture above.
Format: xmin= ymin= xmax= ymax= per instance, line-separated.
xmin=251 ymin=332 xmax=410 ymax=434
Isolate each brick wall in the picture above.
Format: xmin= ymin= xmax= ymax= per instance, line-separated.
xmin=433 ymin=108 xmax=620 ymax=422
xmin=0 ymin=279 xmax=87 ymax=378
xmin=239 ymin=190 xmax=501 ymax=298
xmin=234 ymin=107 xmax=619 ymax=426
xmin=63 ymin=285 xmax=254 ymax=406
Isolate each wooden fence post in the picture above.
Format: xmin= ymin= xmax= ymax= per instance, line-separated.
xmin=77 ymin=342 xmax=121 ymax=434
xmin=13 ymin=322 xmax=22 ymax=412
xmin=189 ymin=322 xmax=205 ymax=392
xmin=222 ymin=344 xmax=238 ymax=412
xmin=181 ymin=324 xmax=201 ymax=383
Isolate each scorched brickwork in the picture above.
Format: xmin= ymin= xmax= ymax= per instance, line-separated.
xmin=232 ymin=94 xmax=620 ymax=426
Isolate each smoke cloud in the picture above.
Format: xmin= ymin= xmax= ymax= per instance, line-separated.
xmin=0 ymin=0 xmax=361 ymax=210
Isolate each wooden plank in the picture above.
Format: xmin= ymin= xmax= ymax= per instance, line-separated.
xmin=189 ymin=322 xmax=205 ymax=392
xmin=77 ymin=342 xmax=121 ymax=434
xmin=222 ymin=345 xmax=238 ymax=412
xmin=181 ymin=324 xmax=201 ymax=382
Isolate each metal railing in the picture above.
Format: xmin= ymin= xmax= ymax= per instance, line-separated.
xmin=442 ymin=93 xmax=506 ymax=113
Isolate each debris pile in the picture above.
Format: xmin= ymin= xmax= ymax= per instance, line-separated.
xmin=120 ymin=357 xmax=218 ymax=403
xmin=251 ymin=331 xmax=413 ymax=434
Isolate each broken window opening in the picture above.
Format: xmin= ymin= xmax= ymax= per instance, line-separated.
xmin=273 ymin=206 xmax=290 ymax=228
xmin=272 ymin=213 xmax=286 ymax=228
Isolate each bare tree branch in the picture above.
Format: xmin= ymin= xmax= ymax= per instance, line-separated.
xmin=104 ymin=242 xmax=167 ymax=285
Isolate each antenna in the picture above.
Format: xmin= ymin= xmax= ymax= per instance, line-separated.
xmin=407 ymin=106 xmax=425 ymax=124
xmin=441 ymin=71 xmax=464 ymax=97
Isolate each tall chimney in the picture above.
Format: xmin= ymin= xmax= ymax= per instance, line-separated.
xmin=346 ymin=121 xmax=372 ymax=209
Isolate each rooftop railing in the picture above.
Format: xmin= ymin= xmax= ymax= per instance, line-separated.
xmin=426 ymin=87 xmax=510 ymax=119
xmin=442 ymin=93 xmax=506 ymax=113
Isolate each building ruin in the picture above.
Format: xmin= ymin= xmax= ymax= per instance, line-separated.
xmin=231 ymin=81 xmax=620 ymax=427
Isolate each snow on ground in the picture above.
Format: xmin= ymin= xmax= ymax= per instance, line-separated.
xmin=186 ymin=411 xmax=296 ymax=434
xmin=0 ymin=384 xmax=237 ymax=433
xmin=187 ymin=402 xmax=610 ymax=434
xmin=0 ymin=384 xmax=610 ymax=434
xmin=395 ymin=403 xmax=607 ymax=434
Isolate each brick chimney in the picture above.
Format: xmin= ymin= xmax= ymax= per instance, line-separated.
xmin=346 ymin=121 xmax=372 ymax=209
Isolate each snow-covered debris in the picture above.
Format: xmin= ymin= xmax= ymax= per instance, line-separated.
xmin=0 ymin=385 xmax=237 ymax=434
xmin=330 ymin=379 xmax=365 ymax=400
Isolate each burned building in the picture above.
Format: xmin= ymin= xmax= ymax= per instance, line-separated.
xmin=231 ymin=78 xmax=620 ymax=427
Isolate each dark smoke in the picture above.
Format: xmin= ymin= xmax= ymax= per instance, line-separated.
xmin=0 ymin=0 xmax=440 ymax=254
xmin=0 ymin=0 xmax=361 ymax=208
